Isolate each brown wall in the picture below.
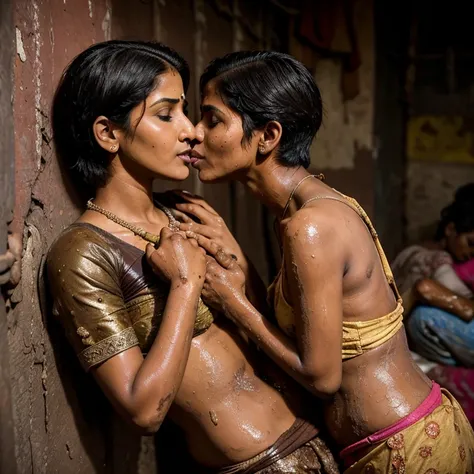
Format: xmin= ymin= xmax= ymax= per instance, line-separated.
xmin=0 ymin=0 xmax=18 ymax=472
xmin=309 ymin=0 xmax=376 ymax=217
xmin=9 ymin=1 xmax=159 ymax=472
xmin=405 ymin=4 xmax=474 ymax=244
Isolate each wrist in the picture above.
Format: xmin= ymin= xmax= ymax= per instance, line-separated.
xmin=170 ymin=278 xmax=203 ymax=294
xmin=226 ymin=292 xmax=250 ymax=318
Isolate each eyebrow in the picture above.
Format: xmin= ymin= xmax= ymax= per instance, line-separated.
xmin=201 ymin=104 xmax=223 ymax=114
xmin=149 ymin=97 xmax=180 ymax=108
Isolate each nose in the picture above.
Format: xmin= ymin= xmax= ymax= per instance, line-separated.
xmin=193 ymin=121 xmax=204 ymax=143
xmin=179 ymin=115 xmax=196 ymax=143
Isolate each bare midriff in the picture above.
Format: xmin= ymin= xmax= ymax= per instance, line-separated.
xmin=169 ymin=318 xmax=298 ymax=467
xmin=325 ymin=329 xmax=431 ymax=448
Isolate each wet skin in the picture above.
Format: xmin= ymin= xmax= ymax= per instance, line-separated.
xmin=181 ymin=80 xmax=433 ymax=450
xmin=75 ymin=71 xmax=298 ymax=468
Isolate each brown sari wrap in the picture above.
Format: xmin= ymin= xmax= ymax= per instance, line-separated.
xmin=213 ymin=419 xmax=339 ymax=474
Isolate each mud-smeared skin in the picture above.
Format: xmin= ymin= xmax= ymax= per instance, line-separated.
xmin=191 ymin=84 xmax=433 ymax=451
xmin=65 ymin=71 xmax=300 ymax=470
xmin=169 ymin=318 xmax=297 ymax=467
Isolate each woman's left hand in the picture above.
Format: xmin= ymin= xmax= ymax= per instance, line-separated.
xmin=200 ymin=239 xmax=247 ymax=315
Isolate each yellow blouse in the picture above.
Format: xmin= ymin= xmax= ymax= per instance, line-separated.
xmin=267 ymin=191 xmax=404 ymax=360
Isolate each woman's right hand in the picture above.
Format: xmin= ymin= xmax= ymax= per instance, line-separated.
xmin=146 ymin=227 xmax=206 ymax=289
xmin=170 ymin=190 xmax=248 ymax=269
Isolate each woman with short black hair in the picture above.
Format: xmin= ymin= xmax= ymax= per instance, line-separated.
xmin=48 ymin=41 xmax=340 ymax=473
xmin=175 ymin=50 xmax=474 ymax=472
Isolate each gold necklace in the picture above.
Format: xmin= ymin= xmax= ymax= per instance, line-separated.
xmin=86 ymin=199 xmax=180 ymax=245
xmin=274 ymin=173 xmax=324 ymax=248
xmin=281 ymin=174 xmax=324 ymax=220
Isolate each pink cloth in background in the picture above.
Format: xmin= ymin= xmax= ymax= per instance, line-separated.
xmin=453 ymin=258 xmax=474 ymax=291
xmin=428 ymin=365 xmax=474 ymax=426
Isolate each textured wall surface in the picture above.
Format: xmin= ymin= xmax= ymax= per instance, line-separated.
xmin=406 ymin=161 xmax=474 ymax=243
xmin=310 ymin=0 xmax=376 ymax=217
xmin=9 ymin=0 xmax=157 ymax=472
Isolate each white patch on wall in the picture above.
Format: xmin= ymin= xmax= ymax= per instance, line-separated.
xmin=33 ymin=1 xmax=43 ymax=165
xmin=16 ymin=27 xmax=27 ymax=62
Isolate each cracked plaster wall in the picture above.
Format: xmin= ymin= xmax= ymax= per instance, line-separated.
xmin=9 ymin=0 xmax=157 ymax=472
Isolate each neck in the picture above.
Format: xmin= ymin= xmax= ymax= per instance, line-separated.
xmin=241 ymin=158 xmax=312 ymax=217
xmin=94 ymin=165 xmax=157 ymax=224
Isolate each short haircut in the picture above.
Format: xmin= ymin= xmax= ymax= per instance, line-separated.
xmin=200 ymin=51 xmax=322 ymax=168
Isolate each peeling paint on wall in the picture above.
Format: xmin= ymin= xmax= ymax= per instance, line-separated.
xmin=15 ymin=27 xmax=26 ymax=62
xmin=32 ymin=1 xmax=43 ymax=164
xmin=310 ymin=0 xmax=374 ymax=170
xmin=102 ymin=2 xmax=112 ymax=41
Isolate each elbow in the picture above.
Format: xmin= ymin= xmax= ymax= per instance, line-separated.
xmin=131 ymin=412 xmax=164 ymax=436
xmin=304 ymin=371 xmax=341 ymax=399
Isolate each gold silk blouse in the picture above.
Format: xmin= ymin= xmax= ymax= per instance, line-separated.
xmin=47 ymin=223 xmax=214 ymax=371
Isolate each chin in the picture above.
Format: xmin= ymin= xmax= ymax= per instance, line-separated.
xmin=198 ymin=169 xmax=222 ymax=183
xmin=157 ymin=164 xmax=190 ymax=182
xmin=198 ymin=167 xmax=235 ymax=184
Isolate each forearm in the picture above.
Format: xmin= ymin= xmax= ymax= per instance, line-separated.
xmin=127 ymin=284 xmax=201 ymax=429
xmin=416 ymin=278 xmax=474 ymax=321
xmin=240 ymin=255 xmax=269 ymax=314
xmin=226 ymin=295 xmax=334 ymax=398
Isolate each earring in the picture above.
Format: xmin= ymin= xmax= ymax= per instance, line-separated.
xmin=110 ymin=145 xmax=118 ymax=152
xmin=258 ymin=145 xmax=265 ymax=154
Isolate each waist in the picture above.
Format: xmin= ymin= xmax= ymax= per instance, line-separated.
xmin=210 ymin=418 xmax=319 ymax=474
xmin=339 ymin=381 xmax=442 ymax=467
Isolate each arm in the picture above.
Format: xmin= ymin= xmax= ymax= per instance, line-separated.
xmin=201 ymin=210 xmax=344 ymax=398
xmin=93 ymin=283 xmax=201 ymax=434
xmin=94 ymin=229 xmax=206 ymax=434
xmin=415 ymin=278 xmax=474 ymax=322
xmin=432 ymin=263 xmax=473 ymax=299
xmin=49 ymin=228 xmax=205 ymax=435
xmin=170 ymin=190 xmax=269 ymax=312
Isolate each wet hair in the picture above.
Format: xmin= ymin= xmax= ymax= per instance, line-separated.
xmin=52 ymin=40 xmax=189 ymax=192
xmin=435 ymin=183 xmax=474 ymax=240
xmin=200 ymin=51 xmax=322 ymax=169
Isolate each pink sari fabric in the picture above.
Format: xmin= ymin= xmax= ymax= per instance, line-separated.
xmin=453 ymin=258 xmax=474 ymax=291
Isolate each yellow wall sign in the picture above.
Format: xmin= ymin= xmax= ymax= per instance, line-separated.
xmin=407 ymin=116 xmax=474 ymax=164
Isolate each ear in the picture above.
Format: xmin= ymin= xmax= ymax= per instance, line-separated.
xmin=93 ymin=116 xmax=120 ymax=153
xmin=258 ymin=121 xmax=282 ymax=155
xmin=445 ymin=222 xmax=457 ymax=238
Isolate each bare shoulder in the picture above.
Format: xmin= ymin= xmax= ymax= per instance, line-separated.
xmin=283 ymin=201 xmax=352 ymax=251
